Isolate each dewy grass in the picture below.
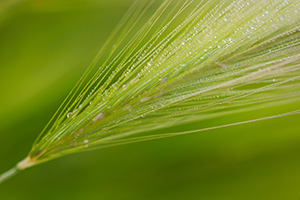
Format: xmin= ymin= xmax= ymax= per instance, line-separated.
xmin=1 ymin=0 xmax=300 ymax=183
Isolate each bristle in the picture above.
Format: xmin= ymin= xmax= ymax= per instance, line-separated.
xmin=26 ymin=0 xmax=300 ymax=164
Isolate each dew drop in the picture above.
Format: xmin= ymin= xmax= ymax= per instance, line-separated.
xmin=93 ymin=113 xmax=104 ymax=122
xmin=140 ymin=97 xmax=151 ymax=102
xmin=67 ymin=112 xmax=72 ymax=118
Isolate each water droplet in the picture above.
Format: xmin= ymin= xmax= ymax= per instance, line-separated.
xmin=93 ymin=113 xmax=104 ymax=122
xmin=67 ymin=112 xmax=72 ymax=118
xmin=140 ymin=97 xmax=151 ymax=102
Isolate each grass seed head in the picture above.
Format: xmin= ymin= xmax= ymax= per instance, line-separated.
xmin=15 ymin=0 xmax=300 ymax=167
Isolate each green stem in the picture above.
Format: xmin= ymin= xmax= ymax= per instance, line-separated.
xmin=0 ymin=166 xmax=21 ymax=184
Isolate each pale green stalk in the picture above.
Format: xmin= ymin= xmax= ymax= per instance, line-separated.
xmin=0 ymin=167 xmax=19 ymax=184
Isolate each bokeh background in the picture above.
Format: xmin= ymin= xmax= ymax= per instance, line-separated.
xmin=0 ymin=0 xmax=300 ymax=199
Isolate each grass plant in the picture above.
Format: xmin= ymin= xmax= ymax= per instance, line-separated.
xmin=1 ymin=0 xmax=300 ymax=184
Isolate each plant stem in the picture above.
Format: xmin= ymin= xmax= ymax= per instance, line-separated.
xmin=0 ymin=166 xmax=20 ymax=184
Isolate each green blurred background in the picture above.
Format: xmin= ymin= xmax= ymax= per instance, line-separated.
xmin=0 ymin=0 xmax=300 ymax=199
